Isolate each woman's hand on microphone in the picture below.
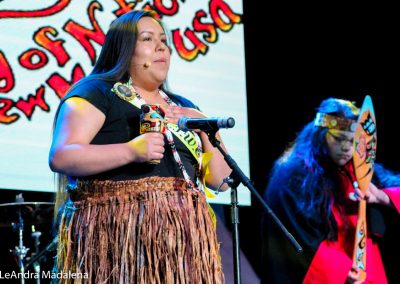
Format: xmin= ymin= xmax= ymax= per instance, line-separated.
xmin=128 ymin=132 xmax=165 ymax=162
xmin=165 ymin=106 xmax=206 ymax=124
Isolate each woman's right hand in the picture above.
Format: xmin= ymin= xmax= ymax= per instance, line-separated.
xmin=128 ymin=132 xmax=165 ymax=162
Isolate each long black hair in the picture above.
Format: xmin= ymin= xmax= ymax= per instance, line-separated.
xmin=267 ymin=98 xmax=359 ymax=240
xmin=54 ymin=10 xmax=170 ymax=121
xmin=91 ymin=10 xmax=165 ymax=81
xmin=73 ymin=10 xmax=169 ymax=89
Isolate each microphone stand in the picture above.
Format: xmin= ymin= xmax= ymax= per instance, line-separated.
xmin=24 ymin=237 xmax=58 ymax=271
xmin=11 ymin=194 xmax=29 ymax=284
xmin=204 ymin=130 xmax=303 ymax=284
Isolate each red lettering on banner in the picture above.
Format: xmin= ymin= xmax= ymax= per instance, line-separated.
xmin=15 ymin=86 xmax=49 ymax=119
xmin=63 ymin=2 xmax=105 ymax=65
xmin=34 ymin=27 xmax=70 ymax=67
xmin=170 ymin=0 xmax=241 ymax=61
xmin=46 ymin=64 xmax=85 ymax=99
xmin=18 ymin=49 xmax=49 ymax=70
xmin=0 ymin=51 xmax=15 ymax=93
xmin=1 ymin=0 xmax=243 ymax=124
xmin=0 ymin=98 xmax=19 ymax=124
xmin=210 ymin=0 xmax=241 ymax=32
xmin=154 ymin=0 xmax=179 ymax=16
xmin=113 ymin=0 xmax=137 ymax=16
xmin=172 ymin=29 xmax=208 ymax=61
xmin=0 ymin=0 xmax=71 ymax=18
xmin=193 ymin=10 xmax=217 ymax=43
xmin=142 ymin=4 xmax=161 ymax=18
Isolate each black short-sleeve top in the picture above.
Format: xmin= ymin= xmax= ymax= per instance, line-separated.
xmin=62 ymin=78 xmax=199 ymax=182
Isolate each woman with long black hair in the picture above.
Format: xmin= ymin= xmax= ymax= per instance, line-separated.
xmin=49 ymin=10 xmax=231 ymax=283
xmin=262 ymin=98 xmax=400 ymax=284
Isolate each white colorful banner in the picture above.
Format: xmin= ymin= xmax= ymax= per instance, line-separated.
xmin=0 ymin=0 xmax=249 ymax=205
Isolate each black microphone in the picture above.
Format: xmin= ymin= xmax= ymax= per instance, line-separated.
xmin=178 ymin=116 xmax=235 ymax=132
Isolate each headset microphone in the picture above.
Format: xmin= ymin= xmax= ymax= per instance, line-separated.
xmin=144 ymin=61 xmax=151 ymax=68
xmin=132 ymin=61 xmax=151 ymax=68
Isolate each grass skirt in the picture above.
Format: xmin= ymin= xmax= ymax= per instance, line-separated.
xmin=55 ymin=177 xmax=224 ymax=283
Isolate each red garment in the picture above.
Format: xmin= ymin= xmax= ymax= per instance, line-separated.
xmin=303 ymin=163 xmax=399 ymax=284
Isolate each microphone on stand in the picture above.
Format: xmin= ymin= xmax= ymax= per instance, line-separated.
xmin=178 ymin=116 xmax=235 ymax=132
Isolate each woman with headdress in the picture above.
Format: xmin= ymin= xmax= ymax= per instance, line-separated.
xmin=261 ymin=98 xmax=400 ymax=283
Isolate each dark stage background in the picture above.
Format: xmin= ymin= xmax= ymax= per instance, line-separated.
xmin=241 ymin=2 xmax=400 ymax=283
xmin=1 ymin=2 xmax=400 ymax=283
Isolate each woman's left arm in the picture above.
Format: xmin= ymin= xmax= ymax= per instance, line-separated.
xmin=166 ymin=106 xmax=232 ymax=190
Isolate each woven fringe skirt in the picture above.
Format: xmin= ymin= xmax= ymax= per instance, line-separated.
xmin=55 ymin=177 xmax=224 ymax=284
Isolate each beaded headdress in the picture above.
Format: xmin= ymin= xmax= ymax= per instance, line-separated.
xmin=314 ymin=112 xmax=357 ymax=132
